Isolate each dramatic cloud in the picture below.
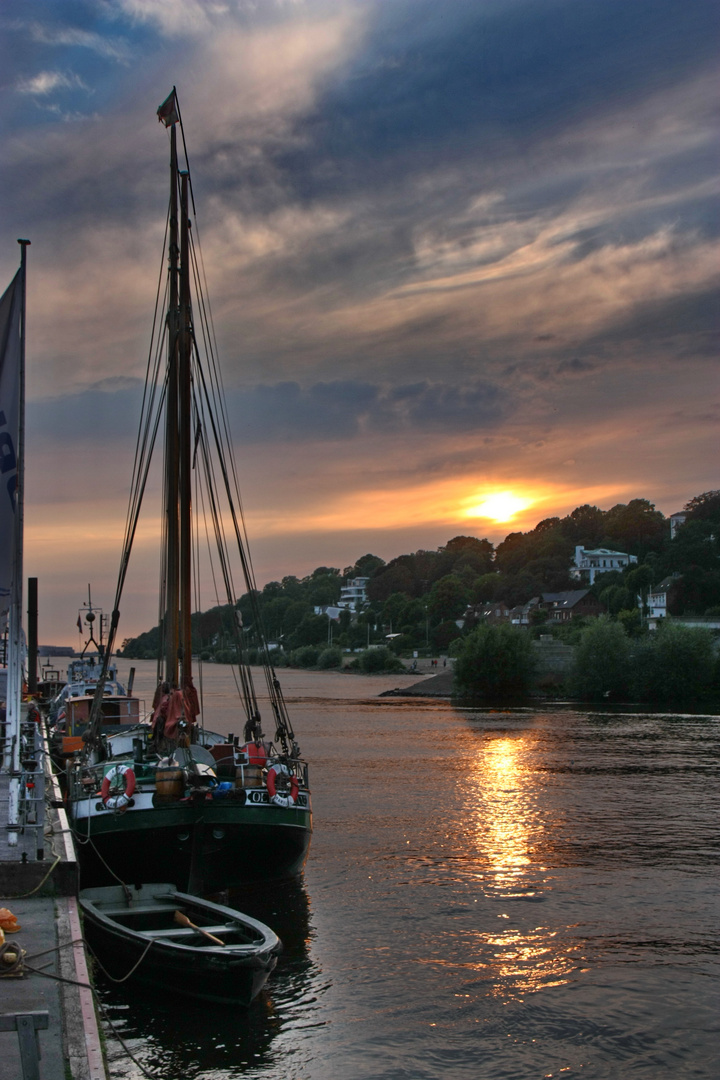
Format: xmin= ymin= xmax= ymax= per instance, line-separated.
xmin=23 ymin=21 xmax=132 ymax=63
xmin=16 ymin=70 xmax=91 ymax=97
xmin=29 ymin=375 xmax=508 ymax=445
xmin=1 ymin=0 xmax=717 ymax=639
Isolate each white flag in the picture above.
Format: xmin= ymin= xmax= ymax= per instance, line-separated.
xmin=0 ymin=269 xmax=21 ymax=623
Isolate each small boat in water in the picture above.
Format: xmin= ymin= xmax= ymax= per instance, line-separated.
xmin=79 ymin=883 xmax=280 ymax=1006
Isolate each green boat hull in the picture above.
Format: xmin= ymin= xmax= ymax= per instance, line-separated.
xmin=72 ymin=799 xmax=312 ymax=892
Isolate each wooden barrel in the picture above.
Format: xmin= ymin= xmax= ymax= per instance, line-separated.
xmin=236 ymin=765 xmax=264 ymax=789
xmin=155 ymin=767 xmax=184 ymax=800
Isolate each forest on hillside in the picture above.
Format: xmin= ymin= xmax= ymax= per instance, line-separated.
xmin=120 ymin=490 xmax=720 ymax=661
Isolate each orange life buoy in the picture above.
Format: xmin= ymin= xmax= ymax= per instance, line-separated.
xmin=266 ymin=763 xmax=299 ymax=807
xmin=241 ymin=741 xmax=268 ymax=766
xmin=100 ymin=765 xmax=136 ymax=811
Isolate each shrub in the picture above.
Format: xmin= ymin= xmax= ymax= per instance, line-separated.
xmin=317 ymin=646 xmax=342 ymax=670
xmin=615 ymin=607 xmax=643 ymax=637
xmin=358 ymin=646 xmax=404 ymax=673
xmin=631 ymin=622 xmax=716 ymax=707
xmin=214 ymin=648 xmax=237 ymax=664
xmin=453 ymin=623 xmax=536 ymax=700
xmin=571 ymin=617 xmax=631 ymax=701
xmin=290 ymin=645 xmax=321 ymax=668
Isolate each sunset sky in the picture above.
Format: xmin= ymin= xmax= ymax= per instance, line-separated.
xmin=1 ymin=0 xmax=718 ymax=644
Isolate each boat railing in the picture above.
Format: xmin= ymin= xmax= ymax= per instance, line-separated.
xmin=67 ymin=755 xmax=152 ymax=799
xmin=66 ymin=749 xmax=309 ymax=803
xmin=228 ymin=755 xmax=308 ymax=789
xmin=66 ymin=761 xmax=107 ymax=802
xmin=2 ymin=712 xmax=47 ymax=860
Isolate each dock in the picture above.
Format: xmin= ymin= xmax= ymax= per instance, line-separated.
xmin=0 ymin=719 xmax=107 ymax=1080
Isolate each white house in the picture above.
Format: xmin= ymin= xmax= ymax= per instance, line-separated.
xmin=338 ymin=577 xmax=369 ymax=612
xmin=645 ymin=575 xmax=682 ymax=628
xmin=669 ymin=512 xmax=687 ymax=540
xmin=571 ymin=546 xmax=637 ymax=584
xmin=313 ymin=605 xmax=342 ymax=621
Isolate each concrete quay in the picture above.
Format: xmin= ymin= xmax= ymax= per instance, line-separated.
xmin=0 ymin=742 xmax=107 ymax=1080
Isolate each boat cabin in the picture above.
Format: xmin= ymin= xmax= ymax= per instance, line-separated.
xmin=67 ymin=654 xmax=118 ymax=684
xmin=53 ymin=694 xmax=141 ymax=757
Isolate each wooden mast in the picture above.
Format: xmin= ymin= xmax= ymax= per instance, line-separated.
xmin=164 ymin=122 xmax=180 ymax=687
xmin=179 ymin=170 xmax=193 ymax=686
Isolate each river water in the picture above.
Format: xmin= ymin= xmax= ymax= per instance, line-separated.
xmin=93 ymin=661 xmax=718 ymax=1079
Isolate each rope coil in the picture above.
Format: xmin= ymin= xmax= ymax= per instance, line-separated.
xmin=0 ymin=939 xmax=26 ymax=977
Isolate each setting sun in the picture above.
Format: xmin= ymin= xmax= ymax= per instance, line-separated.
xmin=464 ymin=491 xmax=532 ymax=523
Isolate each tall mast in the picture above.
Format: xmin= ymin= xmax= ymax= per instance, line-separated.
xmin=164 ymin=123 xmax=180 ymax=686
xmin=179 ymin=170 xmax=193 ymax=685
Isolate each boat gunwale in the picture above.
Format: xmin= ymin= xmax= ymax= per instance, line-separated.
xmin=79 ymin=885 xmax=281 ymax=958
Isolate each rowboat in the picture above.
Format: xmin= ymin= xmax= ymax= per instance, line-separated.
xmin=79 ymin=883 xmax=281 ymax=1006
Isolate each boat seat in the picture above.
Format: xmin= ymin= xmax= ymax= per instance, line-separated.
xmin=138 ymin=925 xmax=235 ymax=938
xmin=93 ymin=904 xmax=179 ymax=917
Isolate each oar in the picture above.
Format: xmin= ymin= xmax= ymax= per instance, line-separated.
xmin=174 ymin=910 xmax=225 ymax=946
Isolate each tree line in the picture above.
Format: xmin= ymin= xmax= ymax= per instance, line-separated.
xmin=452 ymin=617 xmax=719 ymax=709
xmin=120 ymin=491 xmax=720 ymax=685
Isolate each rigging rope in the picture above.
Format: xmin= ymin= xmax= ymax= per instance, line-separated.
xmin=85 ymin=90 xmax=297 ymax=755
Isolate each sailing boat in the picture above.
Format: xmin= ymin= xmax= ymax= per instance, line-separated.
xmin=64 ymin=91 xmax=312 ymax=893
xmin=48 ymin=589 xmax=138 ymax=762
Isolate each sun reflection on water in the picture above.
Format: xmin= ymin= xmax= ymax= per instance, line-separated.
xmin=472 ymin=734 xmax=541 ymax=894
xmin=459 ymin=730 xmax=580 ymax=999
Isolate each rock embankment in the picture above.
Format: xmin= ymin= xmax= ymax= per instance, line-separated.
xmin=380 ymin=671 xmax=454 ymax=697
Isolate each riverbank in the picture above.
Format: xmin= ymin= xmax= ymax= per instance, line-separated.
xmin=382 ymin=670 xmax=455 ymax=696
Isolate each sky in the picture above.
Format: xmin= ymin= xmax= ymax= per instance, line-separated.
xmin=1 ymin=0 xmax=718 ymax=644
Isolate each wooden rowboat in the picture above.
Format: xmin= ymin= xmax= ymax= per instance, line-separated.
xmin=79 ymin=884 xmax=280 ymax=1006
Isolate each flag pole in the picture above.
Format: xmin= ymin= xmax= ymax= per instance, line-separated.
xmin=6 ymin=239 xmax=29 ymax=845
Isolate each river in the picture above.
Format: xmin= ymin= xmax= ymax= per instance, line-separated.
xmin=90 ymin=660 xmax=718 ymax=1079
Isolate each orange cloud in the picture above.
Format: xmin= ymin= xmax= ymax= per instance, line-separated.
xmin=241 ymin=478 xmax=629 ymax=538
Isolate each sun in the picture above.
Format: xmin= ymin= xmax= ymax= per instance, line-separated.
xmin=464 ymin=491 xmax=532 ymax=523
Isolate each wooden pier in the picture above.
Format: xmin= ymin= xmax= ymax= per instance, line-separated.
xmin=0 ymin=726 xmax=106 ymax=1080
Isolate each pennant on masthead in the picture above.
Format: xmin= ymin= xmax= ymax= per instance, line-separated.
xmin=157 ymin=89 xmax=179 ymax=127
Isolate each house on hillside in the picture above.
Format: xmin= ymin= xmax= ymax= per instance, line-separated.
xmin=571 ymin=545 xmax=637 ymax=584
xmin=669 ymin=512 xmax=687 ymax=540
xmin=338 ymin=577 xmax=369 ymax=612
xmin=464 ymin=602 xmax=511 ymax=625
xmin=313 ymin=604 xmax=342 ymax=621
xmin=646 ymin=575 xmax=682 ymax=629
xmin=465 ymin=591 xmax=604 ymax=627
xmin=509 ymin=598 xmax=540 ymax=627
xmin=540 ymin=589 xmax=605 ymax=622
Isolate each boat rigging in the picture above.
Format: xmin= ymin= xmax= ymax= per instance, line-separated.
xmin=62 ymin=90 xmax=312 ymax=892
